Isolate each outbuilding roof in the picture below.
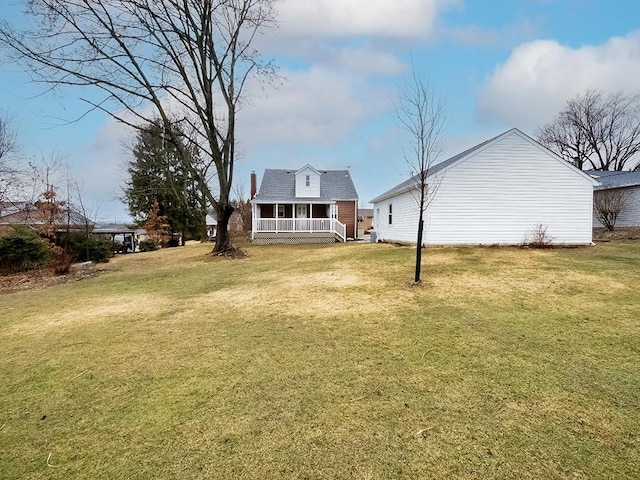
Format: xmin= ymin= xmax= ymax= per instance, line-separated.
xmin=252 ymin=168 xmax=358 ymax=203
xmin=586 ymin=170 xmax=640 ymax=190
xmin=92 ymin=223 xmax=135 ymax=234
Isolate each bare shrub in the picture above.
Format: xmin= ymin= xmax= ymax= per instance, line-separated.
xmin=594 ymin=189 xmax=630 ymax=231
xmin=525 ymin=223 xmax=554 ymax=248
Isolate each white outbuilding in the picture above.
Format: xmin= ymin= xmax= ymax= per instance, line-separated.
xmin=370 ymin=128 xmax=598 ymax=246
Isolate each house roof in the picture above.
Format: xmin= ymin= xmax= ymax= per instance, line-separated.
xmin=358 ymin=208 xmax=374 ymax=217
xmin=0 ymin=200 xmax=92 ymax=227
xmin=370 ymin=128 xmax=598 ymax=203
xmin=586 ymin=170 xmax=640 ymax=190
xmin=251 ymin=168 xmax=358 ymax=203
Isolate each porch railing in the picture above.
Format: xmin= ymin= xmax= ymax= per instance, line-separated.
xmin=254 ymin=218 xmax=346 ymax=241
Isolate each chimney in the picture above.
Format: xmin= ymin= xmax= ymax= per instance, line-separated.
xmin=250 ymin=171 xmax=257 ymax=199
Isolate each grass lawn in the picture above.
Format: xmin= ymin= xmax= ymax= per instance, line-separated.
xmin=1 ymin=240 xmax=639 ymax=479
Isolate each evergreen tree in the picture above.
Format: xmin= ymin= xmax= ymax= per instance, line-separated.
xmin=124 ymin=119 xmax=207 ymax=243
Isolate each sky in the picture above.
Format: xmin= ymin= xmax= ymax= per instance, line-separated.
xmin=1 ymin=0 xmax=640 ymax=221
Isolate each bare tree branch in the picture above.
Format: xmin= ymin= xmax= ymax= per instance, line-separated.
xmin=0 ymin=0 xmax=278 ymax=252
xmin=0 ymin=113 xmax=21 ymax=203
xmin=537 ymin=89 xmax=640 ymax=171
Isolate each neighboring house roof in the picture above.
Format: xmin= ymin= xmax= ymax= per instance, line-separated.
xmin=0 ymin=200 xmax=92 ymax=227
xmin=358 ymin=208 xmax=374 ymax=218
xmin=586 ymin=170 xmax=640 ymax=190
xmin=206 ymin=214 xmax=217 ymax=226
xmin=252 ymin=168 xmax=358 ymax=203
xmin=370 ymin=128 xmax=598 ymax=203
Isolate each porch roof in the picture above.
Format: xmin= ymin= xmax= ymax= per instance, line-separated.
xmin=251 ymin=168 xmax=358 ymax=203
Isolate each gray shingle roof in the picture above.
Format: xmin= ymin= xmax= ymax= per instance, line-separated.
xmin=586 ymin=170 xmax=640 ymax=190
xmin=252 ymin=168 xmax=358 ymax=202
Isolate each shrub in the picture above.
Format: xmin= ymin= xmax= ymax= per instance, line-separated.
xmin=524 ymin=223 xmax=553 ymax=248
xmin=139 ymin=239 xmax=159 ymax=252
xmin=50 ymin=244 xmax=74 ymax=275
xmin=60 ymin=232 xmax=112 ymax=263
xmin=0 ymin=226 xmax=50 ymax=273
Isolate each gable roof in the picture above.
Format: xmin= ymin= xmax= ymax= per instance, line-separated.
xmin=370 ymin=128 xmax=598 ymax=203
xmin=296 ymin=164 xmax=320 ymax=176
xmin=586 ymin=170 xmax=640 ymax=190
xmin=252 ymin=167 xmax=358 ymax=203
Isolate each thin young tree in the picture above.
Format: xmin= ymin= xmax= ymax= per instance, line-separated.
xmin=538 ymin=89 xmax=640 ymax=171
xmin=0 ymin=0 xmax=277 ymax=253
xmin=394 ymin=67 xmax=445 ymax=284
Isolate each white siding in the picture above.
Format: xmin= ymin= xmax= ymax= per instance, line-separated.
xmin=374 ymin=190 xmax=421 ymax=244
xmin=295 ymin=166 xmax=320 ymax=198
xmin=593 ymin=186 xmax=640 ymax=227
xmin=373 ymin=130 xmax=594 ymax=245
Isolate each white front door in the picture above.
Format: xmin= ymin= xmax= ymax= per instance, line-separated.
xmin=296 ymin=204 xmax=308 ymax=218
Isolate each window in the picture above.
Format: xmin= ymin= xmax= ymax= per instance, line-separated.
xmin=278 ymin=205 xmax=285 ymax=217
xmin=388 ymin=204 xmax=393 ymax=225
xmin=305 ymin=174 xmax=310 ymax=187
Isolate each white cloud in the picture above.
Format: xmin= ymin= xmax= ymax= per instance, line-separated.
xmin=277 ymin=0 xmax=454 ymax=39
xmin=69 ymin=63 xmax=393 ymax=220
xmin=239 ymin=67 xmax=389 ymax=151
xmin=476 ymin=31 xmax=640 ymax=130
xmin=71 ymin=118 xmax=133 ymax=221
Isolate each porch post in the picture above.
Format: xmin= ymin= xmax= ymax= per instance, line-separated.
xmin=293 ymin=203 xmax=296 ymax=232
xmin=309 ymin=203 xmax=313 ymax=233
xmin=275 ymin=203 xmax=278 ymax=233
xmin=251 ymin=203 xmax=256 ymax=239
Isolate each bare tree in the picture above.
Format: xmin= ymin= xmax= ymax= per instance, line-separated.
xmin=594 ymin=189 xmax=630 ymax=231
xmin=537 ymin=90 xmax=640 ymax=171
xmin=0 ymin=113 xmax=20 ymax=204
xmin=394 ymin=66 xmax=445 ymax=284
xmin=0 ymin=0 xmax=277 ymax=253
xmin=232 ymin=182 xmax=252 ymax=235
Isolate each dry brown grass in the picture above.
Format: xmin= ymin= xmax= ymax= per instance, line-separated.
xmin=1 ymin=240 xmax=638 ymax=479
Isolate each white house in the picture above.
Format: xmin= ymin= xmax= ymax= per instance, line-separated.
xmin=370 ymin=128 xmax=598 ymax=246
xmin=588 ymin=170 xmax=640 ymax=228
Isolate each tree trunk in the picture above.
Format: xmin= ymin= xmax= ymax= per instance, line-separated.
xmin=414 ymin=218 xmax=424 ymax=283
xmin=213 ymin=203 xmax=234 ymax=253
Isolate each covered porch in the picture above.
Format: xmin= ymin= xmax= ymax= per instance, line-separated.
xmin=251 ymin=202 xmax=346 ymax=242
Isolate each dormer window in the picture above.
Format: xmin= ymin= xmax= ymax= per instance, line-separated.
xmin=295 ymin=165 xmax=321 ymax=197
